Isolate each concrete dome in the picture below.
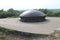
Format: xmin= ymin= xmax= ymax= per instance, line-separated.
xmin=20 ymin=10 xmax=46 ymax=17
xmin=19 ymin=10 xmax=46 ymax=22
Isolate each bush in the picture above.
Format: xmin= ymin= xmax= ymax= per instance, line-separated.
xmin=47 ymin=11 xmax=60 ymax=17
xmin=0 ymin=8 xmax=22 ymax=18
xmin=0 ymin=12 xmax=7 ymax=18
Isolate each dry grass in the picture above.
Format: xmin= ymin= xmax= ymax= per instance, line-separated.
xmin=0 ymin=31 xmax=50 ymax=40
xmin=0 ymin=26 xmax=51 ymax=40
xmin=0 ymin=26 xmax=60 ymax=40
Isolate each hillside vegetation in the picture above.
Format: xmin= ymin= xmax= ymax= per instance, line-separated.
xmin=0 ymin=8 xmax=60 ymax=18
xmin=39 ymin=9 xmax=60 ymax=17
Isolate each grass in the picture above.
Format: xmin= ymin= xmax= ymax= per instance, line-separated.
xmin=0 ymin=26 xmax=17 ymax=40
xmin=0 ymin=26 xmax=60 ymax=40
xmin=7 ymin=16 xmax=19 ymax=18
xmin=0 ymin=26 xmax=16 ymax=34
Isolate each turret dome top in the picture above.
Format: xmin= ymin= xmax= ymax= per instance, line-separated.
xmin=20 ymin=10 xmax=46 ymax=17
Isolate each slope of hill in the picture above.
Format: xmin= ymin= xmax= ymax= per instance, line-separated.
xmin=48 ymin=9 xmax=60 ymax=12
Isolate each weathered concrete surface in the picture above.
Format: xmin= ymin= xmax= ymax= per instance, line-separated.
xmin=0 ymin=17 xmax=60 ymax=35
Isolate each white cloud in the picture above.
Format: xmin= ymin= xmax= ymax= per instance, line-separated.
xmin=0 ymin=0 xmax=60 ymax=10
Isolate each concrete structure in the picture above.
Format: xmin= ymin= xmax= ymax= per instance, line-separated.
xmin=0 ymin=17 xmax=60 ymax=35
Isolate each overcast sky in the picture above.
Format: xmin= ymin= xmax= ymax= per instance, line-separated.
xmin=0 ymin=0 xmax=60 ymax=10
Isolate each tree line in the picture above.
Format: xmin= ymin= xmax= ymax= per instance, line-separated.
xmin=0 ymin=8 xmax=23 ymax=18
xmin=0 ymin=8 xmax=60 ymax=18
xmin=39 ymin=9 xmax=60 ymax=17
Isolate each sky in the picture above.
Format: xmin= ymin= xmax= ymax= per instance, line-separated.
xmin=0 ymin=0 xmax=60 ymax=10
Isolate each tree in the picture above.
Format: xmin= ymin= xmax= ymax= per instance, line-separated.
xmin=0 ymin=9 xmax=4 ymax=12
xmin=39 ymin=9 xmax=48 ymax=14
xmin=7 ymin=8 xmax=20 ymax=17
xmin=0 ymin=9 xmax=6 ymax=18
xmin=47 ymin=11 xmax=54 ymax=16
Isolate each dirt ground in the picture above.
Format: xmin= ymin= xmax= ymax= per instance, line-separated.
xmin=0 ymin=31 xmax=50 ymax=40
xmin=1 ymin=31 xmax=60 ymax=40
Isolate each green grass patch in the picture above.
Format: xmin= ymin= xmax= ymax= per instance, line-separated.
xmin=7 ymin=16 xmax=19 ymax=18
xmin=0 ymin=26 xmax=16 ymax=34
